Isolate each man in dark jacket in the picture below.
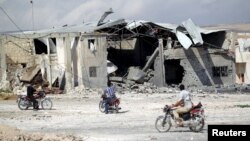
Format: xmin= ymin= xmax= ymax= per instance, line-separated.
xmin=27 ymin=85 xmax=39 ymax=110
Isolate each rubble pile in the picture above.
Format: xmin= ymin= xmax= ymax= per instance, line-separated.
xmin=5 ymin=63 xmax=250 ymax=96
xmin=0 ymin=81 xmax=10 ymax=91
xmin=6 ymin=64 xmax=30 ymax=90
xmin=114 ymin=81 xmax=180 ymax=94
xmin=0 ymin=124 xmax=84 ymax=141
xmin=67 ymin=85 xmax=102 ymax=95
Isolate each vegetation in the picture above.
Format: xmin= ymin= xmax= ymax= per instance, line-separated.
xmin=0 ymin=89 xmax=12 ymax=93
xmin=0 ymin=89 xmax=15 ymax=100
xmin=235 ymin=104 xmax=250 ymax=108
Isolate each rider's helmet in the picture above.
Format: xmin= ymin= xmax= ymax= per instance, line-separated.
xmin=179 ymin=84 xmax=185 ymax=91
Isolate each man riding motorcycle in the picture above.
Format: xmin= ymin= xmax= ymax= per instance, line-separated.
xmin=103 ymin=81 xmax=116 ymax=114
xmin=27 ymin=84 xmax=39 ymax=110
xmin=171 ymin=84 xmax=193 ymax=126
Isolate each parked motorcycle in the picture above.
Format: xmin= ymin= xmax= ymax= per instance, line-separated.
xmin=155 ymin=102 xmax=205 ymax=132
xmin=17 ymin=91 xmax=53 ymax=110
xmin=99 ymin=94 xmax=121 ymax=113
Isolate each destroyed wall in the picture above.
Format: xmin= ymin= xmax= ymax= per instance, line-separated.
xmin=0 ymin=35 xmax=35 ymax=87
xmin=0 ymin=34 xmax=60 ymax=89
xmin=107 ymin=38 xmax=137 ymax=74
xmin=235 ymin=32 xmax=250 ymax=84
xmin=79 ymin=34 xmax=108 ymax=88
xmin=161 ymin=47 xmax=235 ymax=87
xmin=0 ymin=33 xmax=109 ymax=91
xmin=107 ymin=37 xmax=157 ymax=76
xmin=3 ymin=36 xmax=34 ymax=65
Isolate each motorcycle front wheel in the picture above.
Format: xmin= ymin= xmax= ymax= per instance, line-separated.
xmin=189 ymin=115 xmax=205 ymax=132
xmin=41 ymin=98 xmax=53 ymax=110
xmin=18 ymin=99 xmax=28 ymax=110
xmin=155 ymin=115 xmax=171 ymax=132
xmin=99 ymin=100 xmax=105 ymax=113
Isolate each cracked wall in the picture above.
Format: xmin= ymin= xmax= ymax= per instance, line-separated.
xmin=0 ymin=35 xmax=35 ymax=85
xmin=162 ymin=47 xmax=235 ymax=87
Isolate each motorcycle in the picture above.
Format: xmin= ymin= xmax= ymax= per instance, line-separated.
xmin=17 ymin=91 xmax=53 ymax=110
xmin=99 ymin=94 xmax=121 ymax=113
xmin=155 ymin=102 xmax=205 ymax=132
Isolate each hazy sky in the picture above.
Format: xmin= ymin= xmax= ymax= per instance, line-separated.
xmin=0 ymin=0 xmax=250 ymax=32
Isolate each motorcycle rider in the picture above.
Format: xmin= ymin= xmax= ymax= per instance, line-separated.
xmin=27 ymin=84 xmax=39 ymax=110
xmin=103 ymin=81 xmax=116 ymax=114
xmin=171 ymin=84 xmax=193 ymax=126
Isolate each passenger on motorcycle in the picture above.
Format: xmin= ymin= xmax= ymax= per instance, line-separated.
xmin=104 ymin=81 xmax=116 ymax=114
xmin=171 ymin=84 xmax=193 ymax=126
xmin=27 ymin=84 xmax=39 ymax=110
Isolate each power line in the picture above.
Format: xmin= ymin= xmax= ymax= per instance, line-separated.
xmin=0 ymin=6 xmax=23 ymax=33
xmin=0 ymin=6 xmax=28 ymax=37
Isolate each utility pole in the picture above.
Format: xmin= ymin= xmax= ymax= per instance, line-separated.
xmin=30 ymin=0 xmax=34 ymax=30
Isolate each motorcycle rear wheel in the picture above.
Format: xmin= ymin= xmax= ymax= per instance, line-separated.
xmin=18 ymin=99 xmax=28 ymax=110
xmin=41 ymin=98 xmax=53 ymax=110
xmin=155 ymin=115 xmax=171 ymax=132
xmin=99 ymin=101 xmax=105 ymax=113
xmin=114 ymin=102 xmax=120 ymax=113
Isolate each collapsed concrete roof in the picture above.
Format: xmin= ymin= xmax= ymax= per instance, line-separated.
xmin=6 ymin=18 xmax=226 ymax=35
xmin=5 ymin=17 xmax=228 ymax=50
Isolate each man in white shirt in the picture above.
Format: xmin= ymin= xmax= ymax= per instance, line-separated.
xmin=172 ymin=84 xmax=193 ymax=125
xmin=104 ymin=81 xmax=116 ymax=114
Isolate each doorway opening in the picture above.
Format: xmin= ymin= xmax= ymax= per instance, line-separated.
xmin=164 ymin=59 xmax=184 ymax=85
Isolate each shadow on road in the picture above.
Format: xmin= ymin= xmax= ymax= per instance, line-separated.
xmin=168 ymin=128 xmax=206 ymax=133
xmin=116 ymin=110 xmax=129 ymax=114
xmin=18 ymin=108 xmax=56 ymax=111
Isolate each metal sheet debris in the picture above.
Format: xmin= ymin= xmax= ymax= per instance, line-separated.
xmin=175 ymin=28 xmax=192 ymax=49
xmin=107 ymin=60 xmax=118 ymax=74
xmin=182 ymin=19 xmax=203 ymax=45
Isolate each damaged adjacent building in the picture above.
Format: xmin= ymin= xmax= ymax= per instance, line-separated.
xmin=96 ymin=19 xmax=237 ymax=88
xmin=0 ymin=10 xmax=250 ymax=92
xmin=96 ymin=19 xmax=250 ymax=89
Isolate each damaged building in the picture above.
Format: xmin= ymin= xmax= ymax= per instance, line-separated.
xmin=96 ymin=19 xmax=237 ymax=88
xmin=0 ymin=32 xmax=108 ymax=92
xmin=0 ymin=10 xmax=250 ymax=92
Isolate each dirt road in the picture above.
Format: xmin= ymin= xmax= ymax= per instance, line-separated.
xmin=0 ymin=93 xmax=250 ymax=141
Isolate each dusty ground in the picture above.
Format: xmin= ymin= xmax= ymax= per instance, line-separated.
xmin=0 ymin=92 xmax=250 ymax=141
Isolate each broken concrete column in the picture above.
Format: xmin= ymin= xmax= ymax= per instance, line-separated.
xmin=64 ymin=36 xmax=73 ymax=91
xmin=142 ymin=47 xmax=159 ymax=72
xmin=167 ymin=37 xmax=173 ymax=49
xmin=46 ymin=38 xmax=52 ymax=88
xmin=71 ymin=37 xmax=80 ymax=87
xmin=0 ymin=36 xmax=8 ymax=90
xmin=152 ymin=39 xmax=165 ymax=87
xmin=77 ymin=37 xmax=84 ymax=86
xmin=158 ymin=39 xmax=165 ymax=87
xmin=56 ymin=38 xmax=66 ymax=89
